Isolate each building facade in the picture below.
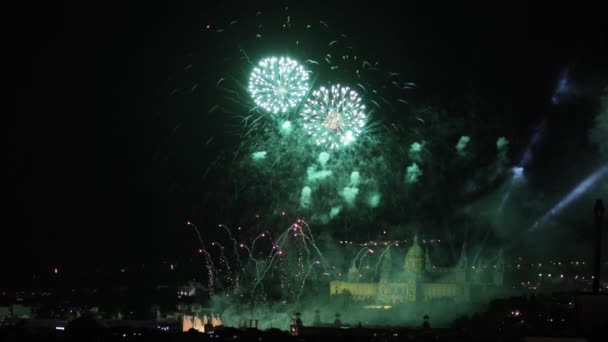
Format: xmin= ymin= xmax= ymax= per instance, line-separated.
xmin=330 ymin=235 xmax=504 ymax=304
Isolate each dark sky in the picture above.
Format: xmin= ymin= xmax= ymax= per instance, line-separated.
xmin=6 ymin=2 xmax=607 ymax=284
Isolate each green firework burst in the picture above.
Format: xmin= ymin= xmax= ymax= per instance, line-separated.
xmin=248 ymin=56 xmax=310 ymax=114
xmin=301 ymin=84 xmax=367 ymax=149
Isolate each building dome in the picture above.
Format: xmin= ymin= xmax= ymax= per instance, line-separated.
xmin=404 ymin=234 xmax=425 ymax=274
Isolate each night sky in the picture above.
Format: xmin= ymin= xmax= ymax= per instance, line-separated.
xmin=6 ymin=2 xmax=607 ymax=287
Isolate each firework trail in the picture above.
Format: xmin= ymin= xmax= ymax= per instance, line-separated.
xmin=186 ymin=221 xmax=216 ymax=292
xmin=200 ymin=249 xmax=216 ymax=295
xmin=186 ymin=221 xmax=206 ymax=249
xmin=238 ymin=242 xmax=261 ymax=284
xmin=357 ymin=248 xmax=375 ymax=270
xmin=350 ymin=246 xmax=370 ymax=268
xmin=218 ymin=224 xmax=243 ymax=270
xmin=248 ymin=220 xmax=334 ymax=297
xmin=372 ymin=242 xmax=398 ymax=279
xmin=296 ymin=260 xmax=321 ymax=302
xmin=211 ymin=242 xmax=239 ymax=294
xmin=300 ymin=229 xmax=334 ymax=275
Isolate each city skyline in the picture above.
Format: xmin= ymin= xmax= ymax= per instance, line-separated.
xmin=5 ymin=3 xmax=607 ymax=335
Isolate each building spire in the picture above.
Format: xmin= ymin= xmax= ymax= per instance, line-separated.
xmin=493 ymin=248 xmax=505 ymax=286
xmin=495 ymin=248 xmax=504 ymax=271
xmin=425 ymin=247 xmax=432 ymax=269
xmin=380 ymin=246 xmax=392 ymax=282
xmin=457 ymin=241 xmax=468 ymax=269
xmin=347 ymin=262 xmax=359 ymax=282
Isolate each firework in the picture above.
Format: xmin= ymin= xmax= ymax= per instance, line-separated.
xmin=301 ymin=84 xmax=366 ymax=149
xmin=248 ymin=56 xmax=310 ymax=114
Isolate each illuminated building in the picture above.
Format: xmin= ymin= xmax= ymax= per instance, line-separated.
xmin=330 ymin=235 xmax=504 ymax=304
xmin=181 ymin=313 xmax=222 ymax=333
